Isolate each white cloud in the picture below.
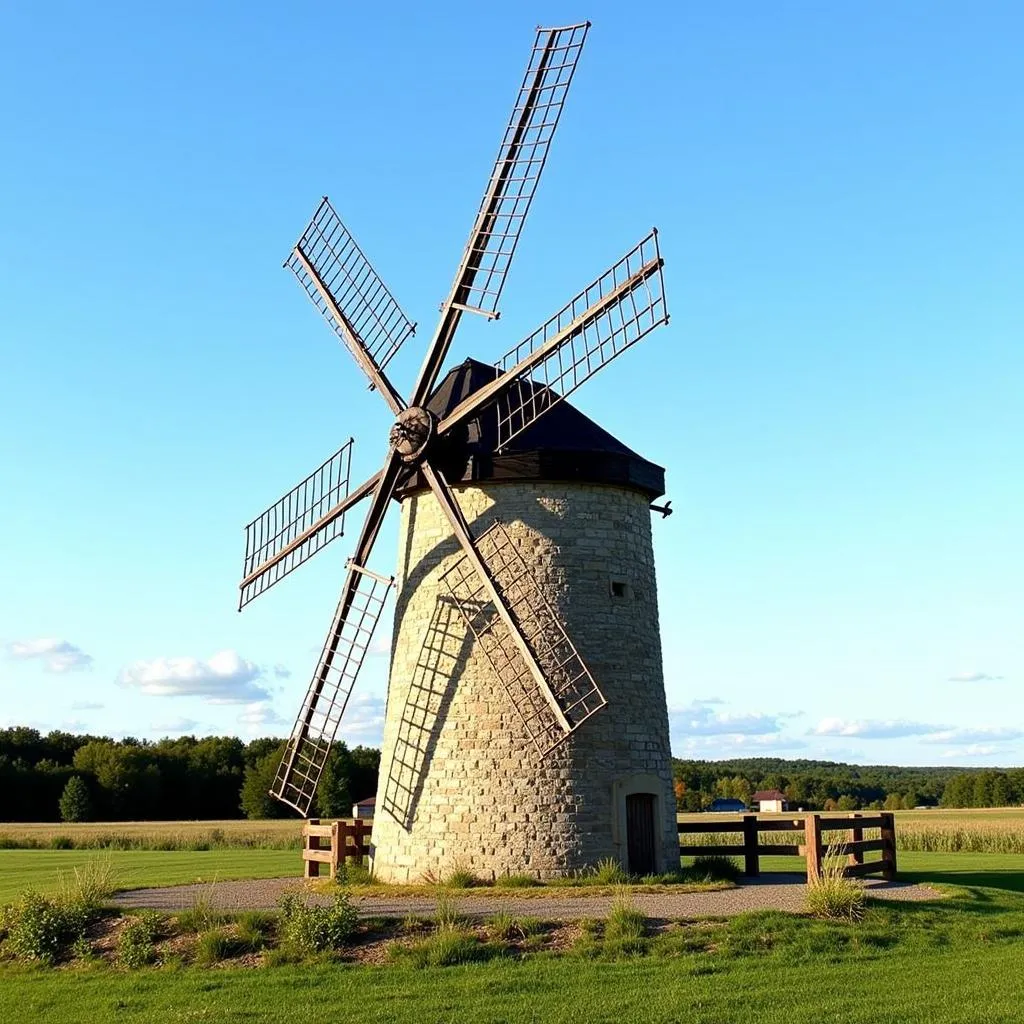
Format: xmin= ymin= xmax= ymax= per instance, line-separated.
xmin=273 ymin=664 xmax=291 ymax=679
xmin=7 ymin=638 xmax=93 ymax=673
xmin=948 ymin=671 xmax=1003 ymax=683
xmin=812 ymin=718 xmax=939 ymax=739
xmin=338 ymin=693 xmax=387 ymax=743
xmin=939 ymin=744 xmax=999 ymax=758
xmin=675 ymin=734 xmax=807 ymax=754
xmin=117 ymin=650 xmax=269 ymax=704
xmin=238 ymin=702 xmax=288 ymax=732
xmin=922 ymin=727 xmax=1023 ymax=746
xmin=669 ymin=701 xmax=782 ymax=737
xmin=367 ymin=636 xmax=392 ymax=658
xmin=70 ymin=701 xmax=104 ymax=711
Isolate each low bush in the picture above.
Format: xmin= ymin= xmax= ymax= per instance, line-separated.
xmin=117 ymin=911 xmax=164 ymax=968
xmin=279 ymin=891 xmax=358 ymax=955
xmin=0 ymin=891 xmax=90 ymax=965
xmin=687 ymin=855 xmax=743 ymax=883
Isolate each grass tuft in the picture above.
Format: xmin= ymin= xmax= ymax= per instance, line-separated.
xmin=806 ymin=851 xmax=866 ymax=922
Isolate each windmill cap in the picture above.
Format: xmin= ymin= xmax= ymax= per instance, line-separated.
xmin=395 ymin=358 xmax=665 ymax=500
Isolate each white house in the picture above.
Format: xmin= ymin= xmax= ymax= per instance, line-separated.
xmin=752 ymin=789 xmax=786 ymax=813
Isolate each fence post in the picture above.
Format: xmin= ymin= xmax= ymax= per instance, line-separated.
xmin=742 ymin=815 xmax=760 ymax=877
xmin=804 ymin=814 xmax=822 ymax=883
xmin=330 ymin=820 xmax=341 ymax=879
xmin=880 ymin=811 xmax=897 ymax=880
xmin=304 ymin=819 xmax=320 ymax=879
xmin=354 ymin=819 xmax=369 ymax=865
xmin=848 ymin=813 xmax=864 ymax=868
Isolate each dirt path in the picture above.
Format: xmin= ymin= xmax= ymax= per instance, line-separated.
xmin=115 ymin=874 xmax=942 ymax=919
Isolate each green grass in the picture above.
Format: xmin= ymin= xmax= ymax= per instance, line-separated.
xmin=0 ymin=940 xmax=1022 ymax=1022
xmin=0 ymin=849 xmax=297 ymax=903
xmin=754 ymin=850 xmax=1024 ymax=890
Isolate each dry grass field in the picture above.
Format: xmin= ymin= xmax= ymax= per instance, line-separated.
xmin=0 ymin=819 xmax=302 ymax=849
xmin=0 ymin=807 xmax=1020 ymax=853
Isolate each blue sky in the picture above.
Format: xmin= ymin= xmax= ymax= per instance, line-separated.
xmin=1 ymin=1 xmax=1021 ymax=767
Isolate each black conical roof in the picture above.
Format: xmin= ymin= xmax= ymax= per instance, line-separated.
xmin=396 ymin=358 xmax=664 ymax=499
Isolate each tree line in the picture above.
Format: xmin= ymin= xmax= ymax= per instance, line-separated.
xmin=672 ymin=757 xmax=1024 ymax=812
xmin=2 ymin=729 xmax=1019 ymax=822
xmin=0 ymin=727 xmax=379 ymax=823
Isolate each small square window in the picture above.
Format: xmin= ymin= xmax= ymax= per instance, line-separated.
xmin=610 ymin=579 xmax=628 ymax=599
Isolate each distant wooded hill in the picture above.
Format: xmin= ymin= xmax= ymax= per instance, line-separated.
xmin=0 ymin=728 xmax=1019 ymax=822
xmin=672 ymin=756 xmax=1024 ymax=812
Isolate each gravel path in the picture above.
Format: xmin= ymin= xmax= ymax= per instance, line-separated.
xmin=115 ymin=874 xmax=942 ymax=919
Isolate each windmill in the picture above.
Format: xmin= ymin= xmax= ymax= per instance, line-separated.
xmin=239 ymin=22 xmax=677 ymax=880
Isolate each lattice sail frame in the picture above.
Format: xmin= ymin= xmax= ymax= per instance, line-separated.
xmin=440 ymin=520 xmax=606 ymax=754
xmin=494 ymin=231 xmax=667 ymax=450
xmin=271 ymin=563 xmax=393 ymax=814
xmin=240 ymin=440 xmax=354 ymax=609
xmin=454 ymin=23 xmax=589 ymax=317
xmin=287 ymin=198 xmax=416 ymax=372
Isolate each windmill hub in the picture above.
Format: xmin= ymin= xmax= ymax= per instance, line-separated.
xmin=389 ymin=406 xmax=436 ymax=464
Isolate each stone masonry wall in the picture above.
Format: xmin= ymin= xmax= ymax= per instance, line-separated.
xmin=370 ymin=480 xmax=677 ymax=882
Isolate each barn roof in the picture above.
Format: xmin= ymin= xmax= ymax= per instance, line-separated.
xmin=396 ymin=358 xmax=665 ymax=499
xmin=752 ymin=790 xmax=787 ymax=802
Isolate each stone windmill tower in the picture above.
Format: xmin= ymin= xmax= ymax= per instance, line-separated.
xmin=237 ymin=23 xmax=678 ymax=880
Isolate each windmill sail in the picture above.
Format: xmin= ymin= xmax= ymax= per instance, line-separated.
xmin=440 ymin=520 xmax=606 ymax=754
xmin=287 ymin=198 xmax=415 ymax=408
xmin=271 ymin=562 xmax=393 ymax=815
xmin=493 ymin=231 xmax=667 ymax=450
xmin=239 ymin=441 xmax=371 ymax=609
xmin=453 ymin=22 xmax=589 ymax=319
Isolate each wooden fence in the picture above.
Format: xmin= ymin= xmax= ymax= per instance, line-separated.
xmin=301 ymin=818 xmax=372 ymax=879
xmin=678 ymin=812 xmax=897 ymax=882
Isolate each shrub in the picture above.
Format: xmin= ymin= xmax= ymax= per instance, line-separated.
xmin=279 ymin=891 xmax=358 ymax=955
xmin=806 ymin=852 xmax=865 ymax=922
xmin=1 ymin=891 xmax=89 ymax=965
xmin=688 ymin=855 xmax=743 ymax=883
xmin=117 ymin=911 xmax=163 ymax=968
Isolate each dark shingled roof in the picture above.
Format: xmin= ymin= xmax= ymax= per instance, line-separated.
xmin=396 ymin=358 xmax=665 ymax=500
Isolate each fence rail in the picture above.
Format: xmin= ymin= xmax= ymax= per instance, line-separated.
xmin=678 ymin=812 xmax=897 ymax=882
xmin=301 ymin=818 xmax=372 ymax=879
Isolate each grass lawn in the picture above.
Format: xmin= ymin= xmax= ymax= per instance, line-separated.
xmin=1 ymin=929 xmax=1023 ymax=1023
xmin=2 ymin=848 xmax=1024 ymax=1022
xmin=754 ymin=850 xmax=1024 ymax=892
xmin=0 ymin=849 xmax=297 ymax=903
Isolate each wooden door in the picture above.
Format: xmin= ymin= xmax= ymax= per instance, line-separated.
xmin=626 ymin=793 xmax=657 ymax=876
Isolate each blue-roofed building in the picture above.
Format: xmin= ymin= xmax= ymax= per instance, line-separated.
xmin=708 ymin=798 xmax=747 ymax=813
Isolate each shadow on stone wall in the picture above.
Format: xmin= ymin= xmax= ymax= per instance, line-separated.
xmin=380 ymin=595 xmax=470 ymax=829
